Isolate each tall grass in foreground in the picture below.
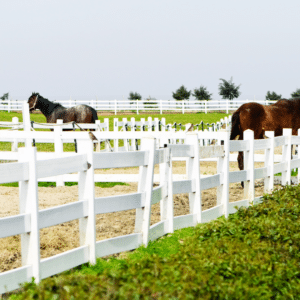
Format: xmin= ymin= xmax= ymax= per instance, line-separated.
xmin=10 ymin=185 xmax=300 ymax=299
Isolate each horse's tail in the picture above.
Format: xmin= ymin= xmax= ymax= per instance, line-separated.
xmin=230 ymin=110 xmax=241 ymax=140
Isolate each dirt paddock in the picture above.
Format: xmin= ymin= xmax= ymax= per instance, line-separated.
xmin=0 ymin=157 xmax=283 ymax=273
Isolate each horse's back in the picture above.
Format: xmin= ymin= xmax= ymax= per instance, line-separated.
xmin=73 ymin=105 xmax=98 ymax=123
xmin=232 ymin=99 xmax=300 ymax=138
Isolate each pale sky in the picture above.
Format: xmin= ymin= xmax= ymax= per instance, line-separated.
xmin=1 ymin=0 xmax=300 ymax=100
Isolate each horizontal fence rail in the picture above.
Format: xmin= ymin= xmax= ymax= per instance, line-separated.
xmin=0 ymin=99 xmax=277 ymax=114
xmin=1 ymin=125 xmax=300 ymax=294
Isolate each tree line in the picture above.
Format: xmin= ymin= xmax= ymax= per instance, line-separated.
xmin=128 ymin=77 xmax=300 ymax=101
xmin=2 ymin=80 xmax=300 ymax=102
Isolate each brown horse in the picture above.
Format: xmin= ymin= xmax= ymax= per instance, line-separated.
xmin=28 ymin=93 xmax=98 ymax=124
xmin=230 ymin=99 xmax=300 ymax=176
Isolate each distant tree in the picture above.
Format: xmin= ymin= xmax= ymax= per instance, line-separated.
xmin=218 ymin=77 xmax=241 ymax=100
xmin=291 ymin=88 xmax=300 ymax=98
xmin=192 ymin=86 xmax=212 ymax=100
xmin=128 ymin=91 xmax=142 ymax=101
xmin=172 ymin=85 xmax=191 ymax=101
xmin=0 ymin=92 xmax=9 ymax=101
xmin=265 ymin=91 xmax=282 ymax=100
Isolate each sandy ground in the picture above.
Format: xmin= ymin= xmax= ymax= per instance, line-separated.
xmin=0 ymin=154 xmax=283 ymax=273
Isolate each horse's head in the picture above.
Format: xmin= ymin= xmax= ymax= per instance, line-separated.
xmin=28 ymin=92 xmax=39 ymax=112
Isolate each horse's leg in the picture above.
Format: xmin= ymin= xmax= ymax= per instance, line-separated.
xmin=238 ymin=151 xmax=244 ymax=188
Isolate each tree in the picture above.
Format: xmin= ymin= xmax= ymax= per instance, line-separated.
xmin=291 ymin=88 xmax=300 ymax=98
xmin=172 ymin=85 xmax=191 ymax=101
xmin=128 ymin=92 xmax=142 ymax=101
xmin=192 ymin=86 xmax=212 ymax=100
xmin=0 ymin=92 xmax=9 ymax=101
xmin=265 ymin=91 xmax=282 ymax=100
xmin=218 ymin=77 xmax=241 ymax=100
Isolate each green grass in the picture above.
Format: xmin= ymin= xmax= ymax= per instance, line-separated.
xmin=0 ymin=182 xmax=128 ymax=188
xmin=275 ymin=169 xmax=298 ymax=177
xmin=9 ymin=185 xmax=300 ymax=299
xmin=0 ymin=110 xmax=230 ymax=130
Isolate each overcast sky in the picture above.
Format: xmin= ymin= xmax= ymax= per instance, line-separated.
xmin=1 ymin=0 xmax=300 ymax=100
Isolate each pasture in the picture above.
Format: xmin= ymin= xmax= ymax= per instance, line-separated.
xmin=0 ymin=110 xmax=230 ymax=153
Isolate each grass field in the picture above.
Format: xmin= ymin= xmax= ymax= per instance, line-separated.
xmin=9 ymin=185 xmax=300 ymax=299
xmin=0 ymin=110 xmax=230 ymax=129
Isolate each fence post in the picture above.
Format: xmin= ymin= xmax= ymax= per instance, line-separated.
xmin=159 ymin=146 xmax=174 ymax=233
xmin=22 ymin=102 xmax=32 ymax=147
xmin=147 ymin=117 xmax=152 ymax=133
xmin=264 ymin=131 xmax=274 ymax=193
xmin=114 ymin=99 xmax=117 ymax=115
xmin=11 ymin=117 xmax=19 ymax=151
xmin=154 ymin=117 xmax=159 ymax=148
xmin=137 ymin=100 xmax=139 ymax=115
xmin=160 ymin=118 xmax=167 ymax=147
xmin=122 ymin=118 xmax=129 ymax=151
xmin=135 ymin=137 xmax=156 ymax=246
xmin=104 ymin=118 xmax=109 ymax=152
xmin=186 ymin=133 xmax=202 ymax=223
xmin=282 ymin=128 xmax=292 ymax=186
xmin=226 ymin=100 xmax=229 ymax=114
xmin=244 ymin=130 xmax=255 ymax=204
xmin=18 ymin=146 xmax=41 ymax=283
xmin=217 ymin=130 xmax=230 ymax=217
xmin=77 ymin=139 xmax=96 ymax=264
xmin=182 ymin=100 xmax=185 ymax=114
xmin=131 ymin=117 xmax=136 ymax=151
xmin=95 ymin=120 xmax=101 ymax=152
xmin=160 ymin=99 xmax=163 ymax=114
xmin=113 ymin=118 xmax=119 ymax=152
xmin=54 ymin=120 xmax=64 ymax=186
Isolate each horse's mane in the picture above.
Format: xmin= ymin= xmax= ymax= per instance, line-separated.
xmin=31 ymin=92 xmax=64 ymax=109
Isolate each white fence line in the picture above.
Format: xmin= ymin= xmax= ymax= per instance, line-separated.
xmin=0 ymin=113 xmax=232 ymax=157
xmin=1 ymin=126 xmax=300 ymax=294
xmin=0 ymin=99 xmax=276 ymax=114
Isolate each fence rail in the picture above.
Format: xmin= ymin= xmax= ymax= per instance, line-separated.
xmin=0 ymin=99 xmax=276 ymax=114
xmin=1 ymin=125 xmax=300 ymax=293
xmin=0 ymin=103 xmax=299 ymax=294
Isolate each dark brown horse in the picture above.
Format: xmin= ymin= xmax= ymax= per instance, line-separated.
xmin=28 ymin=93 xmax=98 ymax=124
xmin=230 ymin=99 xmax=300 ymax=177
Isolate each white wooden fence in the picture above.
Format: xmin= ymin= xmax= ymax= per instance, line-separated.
xmin=0 ymin=113 xmax=232 ymax=154
xmin=1 ymin=125 xmax=300 ymax=293
xmin=0 ymin=99 xmax=276 ymax=114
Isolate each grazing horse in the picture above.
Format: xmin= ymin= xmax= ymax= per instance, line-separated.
xmin=230 ymin=99 xmax=300 ymax=182
xmin=27 ymin=93 xmax=98 ymax=124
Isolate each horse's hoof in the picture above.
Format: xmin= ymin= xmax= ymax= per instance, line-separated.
xmin=241 ymin=181 xmax=244 ymax=188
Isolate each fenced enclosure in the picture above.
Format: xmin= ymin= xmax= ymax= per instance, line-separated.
xmin=0 ymin=113 xmax=232 ymax=159
xmin=1 ymin=123 xmax=300 ymax=293
xmin=0 ymin=99 xmax=276 ymax=114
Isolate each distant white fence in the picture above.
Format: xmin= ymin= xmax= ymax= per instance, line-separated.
xmin=0 ymin=99 xmax=276 ymax=114
xmin=0 ymin=113 xmax=232 ymax=157
xmin=1 ymin=125 xmax=300 ymax=293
